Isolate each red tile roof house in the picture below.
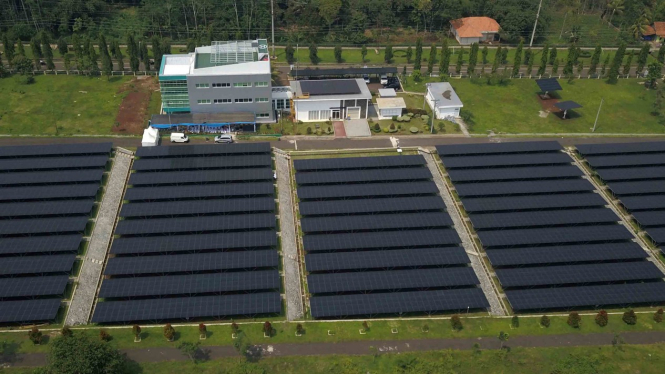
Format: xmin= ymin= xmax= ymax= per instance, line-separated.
xmin=653 ymin=22 xmax=665 ymax=42
xmin=449 ymin=17 xmax=501 ymax=45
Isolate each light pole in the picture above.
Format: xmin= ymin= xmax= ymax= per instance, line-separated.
xmin=430 ymin=98 xmax=439 ymax=134
xmin=592 ymin=97 xmax=603 ymax=132
xmin=530 ymin=0 xmax=544 ymax=47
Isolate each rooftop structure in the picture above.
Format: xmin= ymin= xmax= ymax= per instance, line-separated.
xmin=449 ymin=17 xmax=500 ymax=45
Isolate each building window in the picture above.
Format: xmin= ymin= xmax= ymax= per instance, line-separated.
xmin=212 ymin=83 xmax=230 ymax=88
xmin=285 ymin=100 xmax=291 ymax=109
xmin=255 ymin=82 xmax=269 ymax=87
xmin=256 ymin=113 xmax=270 ymax=119
xmin=235 ymin=98 xmax=253 ymax=103
xmin=308 ymin=110 xmax=320 ymax=121
xmin=197 ymin=99 xmax=211 ymax=104
xmin=214 ymin=99 xmax=231 ymax=104
xmin=320 ymin=110 xmax=331 ymax=120
xmin=275 ymin=99 xmax=285 ymax=110
xmin=256 ymin=97 xmax=269 ymax=103
xmin=233 ymin=82 xmax=251 ymax=87
xmin=195 ymin=83 xmax=210 ymax=89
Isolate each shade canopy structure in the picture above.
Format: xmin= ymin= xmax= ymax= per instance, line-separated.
xmin=554 ymin=101 xmax=582 ymax=119
xmin=536 ymin=78 xmax=562 ymax=93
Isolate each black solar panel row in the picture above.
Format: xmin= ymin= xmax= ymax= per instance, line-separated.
xmin=486 ymin=242 xmax=648 ymax=267
xmin=454 ymin=179 xmax=593 ymax=198
xmin=576 ymin=141 xmax=665 ymax=156
xmin=646 ymin=228 xmax=665 ymax=245
xmin=294 ymin=155 xmax=425 ymax=171
xmin=608 ymin=181 xmax=665 ymax=196
xmin=304 ymin=229 xmax=460 ymax=252
xmin=448 ymin=165 xmax=583 ymax=183
xmin=133 ymin=154 xmax=271 ymax=171
xmin=0 ymin=216 xmax=89 ymax=236
xmin=0 ymin=299 xmax=62 ymax=323
xmin=135 ymin=143 xmax=271 ymax=158
xmin=620 ymin=195 xmax=665 ymax=211
xmin=585 ymin=154 xmax=665 ymax=169
xmin=0 ymin=200 xmax=94 ymax=218
xmin=120 ymin=198 xmax=275 ymax=218
xmin=462 ymin=193 xmax=606 ymax=213
xmin=436 ymin=141 xmax=561 ymax=157
xmin=124 ymin=182 xmax=274 ymax=201
xmin=0 ymin=155 xmax=108 ymax=171
xmin=0 ymin=143 xmax=111 ymax=158
xmin=114 ymin=213 xmax=276 ymax=236
xmin=92 ymin=292 xmax=281 ymax=323
xmin=469 ymin=209 xmax=619 ymax=230
xmin=633 ymin=211 xmax=665 ymax=227
xmin=301 ymin=212 xmax=453 ymax=233
xmin=442 ymin=152 xmax=571 ymax=169
xmin=594 ymin=167 xmax=665 ymax=181
xmin=0 ymin=254 xmax=77 ymax=276
xmin=479 ymin=225 xmax=633 ymax=247
xmin=0 ymin=235 xmax=81 ymax=255
xmin=0 ymin=169 xmax=104 ymax=186
xmin=296 ymin=168 xmax=432 ymax=185
xmin=535 ymin=78 xmax=563 ymax=92
xmin=0 ymin=184 xmax=100 ymax=202
xmin=0 ymin=276 xmax=69 ymax=298
xmin=297 ymin=181 xmax=438 ymax=200
xmin=299 ymin=196 xmax=446 ymax=216
xmin=129 ymin=168 xmax=273 ymax=186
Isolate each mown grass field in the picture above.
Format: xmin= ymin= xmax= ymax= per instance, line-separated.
xmin=545 ymin=10 xmax=623 ymax=47
xmin=403 ymin=77 xmax=665 ymax=134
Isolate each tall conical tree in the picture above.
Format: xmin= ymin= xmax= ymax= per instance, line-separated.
xmin=30 ymin=37 xmax=42 ymax=70
xmin=456 ymin=47 xmax=463 ymax=75
xmin=588 ymin=45 xmax=602 ymax=76
xmin=439 ymin=39 xmax=450 ymax=76
xmin=539 ymin=44 xmax=549 ymax=75
xmin=99 ymin=35 xmax=113 ymax=73
xmin=427 ymin=43 xmax=436 ymax=74
xmin=126 ymin=34 xmax=139 ymax=72
xmin=16 ymin=39 xmax=26 ymax=57
xmin=414 ymin=38 xmax=423 ymax=72
xmin=140 ymin=40 xmax=150 ymax=71
xmin=549 ymin=47 xmax=557 ymax=65
xmin=512 ymin=41 xmax=523 ymax=77
xmin=636 ymin=43 xmax=650 ymax=74
xmin=467 ymin=43 xmax=479 ymax=75
xmin=3 ymin=34 xmax=15 ymax=65
xmin=87 ymin=37 xmax=99 ymax=73
xmin=607 ymin=43 xmax=626 ymax=84
xmin=492 ymin=46 xmax=502 ymax=73
xmin=57 ymin=37 xmax=68 ymax=57
xmin=71 ymin=34 xmax=83 ymax=69
xmin=152 ymin=36 xmax=163 ymax=71
xmin=41 ymin=32 xmax=55 ymax=70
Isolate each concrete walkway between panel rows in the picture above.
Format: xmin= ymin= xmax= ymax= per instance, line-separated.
xmin=64 ymin=149 xmax=133 ymax=326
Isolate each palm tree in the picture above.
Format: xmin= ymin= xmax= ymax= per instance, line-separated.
xmin=630 ymin=13 xmax=650 ymax=40
xmin=607 ymin=0 xmax=624 ymax=25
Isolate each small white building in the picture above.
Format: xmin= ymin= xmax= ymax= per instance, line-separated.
xmin=378 ymin=88 xmax=397 ymax=97
xmin=291 ymin=79 xmax=372 ymax=122
xmin=141 ymin=127 xmax=159 ymax=147
xmin=376 ymin=97 xmax=406 ymax=119
xmin=426 ymin=82 xmax=463 ymax=119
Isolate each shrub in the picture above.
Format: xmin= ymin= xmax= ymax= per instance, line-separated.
xmin=306 ymin=127 xmax=312 ymax=135
xmin=654 ymin=308 xmax=664 ymax=323
xmin=567 ymin=312 xmax=581 ymax=328
xmin=163 ymin=324 xmax=175 ymax=341
xmin=451 ymin=315 xmax=463 ymax=331
xmin=389 ymin=122 xmax=396 ymax=131
xmin=373 ymin=123 xmax=381 ymax=132
xmin=392 ymin=116 xmax=398 ymax=121
xmin=29 ymin=327 xmax=42 ymax=344
xmin=198 ymin=323 xmax=207 ymax=335
xmin=622 ymin=310 xmax=637 ymax=325
xmin=382 ymin=127 xmax=389 ymax=133
xmin=540 ymin=315 xmax=550 ymax=328
xmin=595 ymin=310 xmax=609 ymax=327
xmin=263 ymin=321 xmax=273 ymax=336
xmin=362 ymin=321 xmax=370 ymax=332
xmin=61 ymin=326 xmax=73 ymax=337
xmin=511 ymin=316 xmax=519 ymax=328
xmin=421 ymin=115 xmax=429 ymax=122
xmin=422 ymin=324 xmax=429 ymax=332
xmin=99 ymin=329 xmax=111 ymax=342
xmin=437 ymin=122 xmax=445 ymax=131
xmin=132 ymin=325 xmax=141 ymax=338
xmin=296 ymin=323 xmax=304 ymax=335
xmin=231 ymin=322 xmax=240 ymax=334
xmin=405 ymin=108 xmax=428 ymax=116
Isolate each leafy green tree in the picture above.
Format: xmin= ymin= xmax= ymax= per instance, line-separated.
xmin=456 ymin=47 xmax=463 ymax=74
xmin=140 ymin=40 xmax=150 ymax=71
xmin=481 ymin=46 xmax=488 ymax=64
xmin=28 ymin=327 xmax=42 ymax=344
xmin=87 ymin=37 xmax=99 ymax=73
xmin=512 ymin=41 xmax=523 ymax=76
xmin=427 ymin=43 xmax=436 ymax=74
xmin=467 ymin=43 xmax=478 ymax=75
xmin=152 ymin=36 xmax=163 ymax=70
xmin=540 ymin=315 xmax=550 ymax=327
xmin=552 ymin=58 xmax=560 ymax=75
xmin=285 ymin=44 xmax=295 ymax=64
xmin=523 ymin=48 xmax=531 ymax=66
xmin=71 ymin=34 xmax=82 ymax=68
xmin=492 ymin=46 xmax=501 ymax=73
xmin=233 ymin=332 xmax=252 ymax=361
xmin=595 ymin=310 xmax=609 ymax=327
xmin=56 ymin=37 xmax=67 ymax=57
xmin=577 ymin=61 xmax=584 ymax=75
xmin=406 ymin=46 xmax=412 ymax=63
xmin=601 ymin=54 xmax=610 ymax=76
xmin=608 ymin=43 xmax=626 ymax=83
xmin=450 ymin=315 xmax=463 ymax=331
xmin=127 ymin=34 xmax=139 ymax=72
xmin=163 ymin=324 xmax=175 ymax=340
xmin=567 ymin=312 xmax=581 ymax=328
xmin=563 ymin=45 xmax=575 ymax=76
xmin=588 ymin=45 xmax=602 ymax=76
xmin=110 ymin=39 xmax=124 ymax=71
xmin=622 ymin=310 xmax=637 ymax=325
xmin=659 ymin=43 xmax=665 ymax=64
xmin=637 ymin=43 xmax=650 ymax=74
xmin=439 ymin=39 xmax=450 ymax=76
xmin=30 ymin=37 xmax=41 ymax=70
xmin=623 ymin=51 xmax=634 ymax=76
xmin=361 ymin=45 xmax=367 ymax=62
xmin=654 ymin=308 xmax=664 ymax=323
xmin=186 ymin=39 xmax=196 ymax=53
xmin=498 ymin=331 xmax=509 ymax=349
xmin=414 ymin=38 xmax=423 ymax=71
xmin=384 ymin=44 xmax=393 ymax=63
xmin=42 ymin=334 xmax=125 ymax=374
xmin=64 ymin=54 xmax=71 ymax=71
xmin=161 ymin=38 xmax=172 ymax=55
xmin=2 ymin=34 xmax=15 ymax=64
xmin=511 ymin=316 xmax=519 ymax=328
xmin=334 ymin=45 xmax=343 ymax=63
xmin=177 ymin=341 xmax=201 ymax=363
xmin=16 ymin=39 xmax=25 ymax=57
xmin=549 ymin=47 xmax=557 ymax=65
xmin=538 ymin=46 xmax=548 ymax=75
xmin=412 ymin=69 xmax=422 ymax=82
xmin=309 ymin=42 xmax=318 ymax=64
xmin=41 ymin=32 xmax=55 ymax=70
xmin=318 ymin=0 xmax=342 ymax=32
xmin=98 ymin=35 xmax=113 ymax=73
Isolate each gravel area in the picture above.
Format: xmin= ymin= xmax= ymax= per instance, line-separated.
xmin=275 ymin=150 xmax=304 ymax=321
xmin=420 ymin=150 xmax=506 ymax=316
xmin=64 ymin=149 xmax=132 ymax=325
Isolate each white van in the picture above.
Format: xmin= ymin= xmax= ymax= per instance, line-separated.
xmin=170 ymin=133 xmax=189 ymax=143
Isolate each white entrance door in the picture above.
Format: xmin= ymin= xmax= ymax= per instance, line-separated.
xmin=332 ymin=110 xmax=341 ymax=120
xmin=347 ymin=107 xmax=361 ymax=119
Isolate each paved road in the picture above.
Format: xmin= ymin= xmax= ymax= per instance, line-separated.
xmin=5 ymin=331 xmax=665 ymax=367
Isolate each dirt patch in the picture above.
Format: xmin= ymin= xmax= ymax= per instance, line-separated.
xmin=536 ymin=93 xmax=561 ymax=113
xmin=113 ymin=77 xmax=159 ymax=134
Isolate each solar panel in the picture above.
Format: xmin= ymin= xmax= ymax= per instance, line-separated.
xmin=294 ymin=155 xmax=425 ymax=171
xmin=576 ymin=141 xmax=665 ymax=156
xmin=132 ymin=154 xmax=271 ymax=171
xmin=129 ymin=168 xmax=273 ymax=186
xmin=0 ymin=299 xmax=61 ymax=323
xmin=448 ymin=165 xmax=583 ymax=182
xmin=0 ymin=143 xmax=112 ymax=158
xmin=0 ymin=216 xmax=89 ymax=236
xmin=469 ymin=209 xmax=619 ymax=230
xmin=308 ymin=268 xmax=478 ymax=294
xmin=620 ymin=195 xmax=665 ymax=211
xmin=478 ymin=225 xmax=634 ymax=248
xmin=115 ymin=214 xmax=276 ymax=236
xmin=595 ymin=167 xmax=665 ymax=181
xmin=454 ymin=179 xmax=593 ymax=197
xmin=0 ymin=155 xmax=108 ymax=171
xmin=309 ymin=289 xmax=489 ymax=318
xmin=0 ymin=276 xmax=69 ymax=298
xmin=0 ymin=184 xmax=100 ymax=202
xmin=646 ymin=228 xmax=665 ymax=245
xmin=496 ymin=262 xmax=663 ymax=288
xmin=554 ymin=100 xmax=582 ymax=111
xmin=297 ymin=181 xmax=438 ymax=200
xmin=99 ymin=270 xmax=280 ymax=298
xmin=305 ymin=247 xmax=470 ymax=273
xmin=120 ymin=198 xmax=275 ymax=218
xmin=0 ymin=170 xmax=104 ymax=186
xmin=301 ymin=212 xmax=453 ymax=233
xmin=506 ymin=282 xmax=665 ymax=311
xmin=462 ymin=193 xmax=607 ymax=213
xmin=304 ymin=229 xmax=460 ymax=252
xmin=0 ymin=235 xmax=81 ymax=255
xmin=111 ymin=231 xmax=277 ymax=255
xmin=299 ymin=196 xmax=446 ymax=216
xmin=135 ymin=143 xmax=271 ymax=158
xmin=608 ymin=181 xmax=665 ymax=196
xmin=124 ymin=182 xmax=274 ymax=201
xmin=0 ymin=254 xmax=77 ymax=275
xmin=0 ymin=200 xmax=94 ymax=218
xmin=633 ymin=211 xmax=665 ymax=227
xmin=300 ymin=80 xmax=361 ymax=96
xmin=585 ymin=154 xmax=665 ymax=168
xmin=296 ymin=168 xmax=432 ymax=185
xmin=436 ymin=141 xmax=561 ymax=157
xmin=535 ymin=78 xmax=563 ymax=92
xmin=105 ymin=250 xmax=279 ymax=276
xmin=485 ymin=242 xmax=648 ymax=267
xmin=91 ymin=292 xmax=281 ymax=323
xmin=442 ymin=153 xmax=571 ymax=169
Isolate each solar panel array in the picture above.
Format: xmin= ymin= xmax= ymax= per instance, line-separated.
xmin=294 ymin=155 xmax=489 ymax=318
xmin=437 ymin=141 xmax=665 ymax=312
xmin=578 ymin=142 xmax=665 ymax=253
xmin=92 ymin=143 xmax=281 ymax=323
xmin=0 ymin=143 xmax=111 ymax=324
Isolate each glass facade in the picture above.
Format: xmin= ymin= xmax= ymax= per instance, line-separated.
xmin=160 ymin=79 xmax=190 ymax=113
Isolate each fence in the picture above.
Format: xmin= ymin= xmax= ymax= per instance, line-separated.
xmin=23 ymin=69 xmax=158 ymax=76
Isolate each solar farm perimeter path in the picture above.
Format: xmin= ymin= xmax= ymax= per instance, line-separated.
xmin=7 ymin=331 xmax=665 ymax=367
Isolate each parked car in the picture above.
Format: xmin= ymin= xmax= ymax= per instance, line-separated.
xmin=380 ymin=74 xmax=388 ymax=85
xmin=214 ymin=134 xmax=234 ymax=143
xmin=384 ymin=79 xmax=401 ymax=90
xmin=363 ymin=74 xmax=370 ymax=84
xmin=170 ymin=132 xmax=189 ymax=143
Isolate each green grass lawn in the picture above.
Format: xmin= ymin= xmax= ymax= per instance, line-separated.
xmin=0 ymin=75 xmax=132 ymax=135
xmin=403 ymin=76 xmax=665 ymax=134
xmin=545 ymin=10 xmax=623 ymax=47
